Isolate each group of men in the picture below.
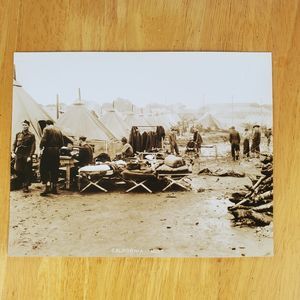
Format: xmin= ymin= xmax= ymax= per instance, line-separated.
xmin=12 ymin=120 xmax=95 ymax=195
xmin=12 ymin=118 xmax=137 ymax=194
xmin=169 ymin=127 xmax=203 ymax=156
xmin=12 ymin=119 xmax=272 ymax=194
xmin=12 ymin=120 xmax=64 ymax=195
xmin=229 ymin=125 xmax=272 ymax=161
xmin=171 ymin=125 xmax=272 ymax=161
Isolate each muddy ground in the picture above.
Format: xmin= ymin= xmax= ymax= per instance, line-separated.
xmin=8 ymin=150 xmax=273 ymax=257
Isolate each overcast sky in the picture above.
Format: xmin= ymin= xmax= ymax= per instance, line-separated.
xmin=14 ymin=52 xmax=272 ymax=107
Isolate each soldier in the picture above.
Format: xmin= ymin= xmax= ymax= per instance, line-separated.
xmin=40 ymin=120 xmax=64 ymax=196
xmin=78 ymin=136 xmax=93 ymax=167
xmin=242 ymin=128 xmax=251 ymax=158
xmin=193 ymin=127 xmax=203 ymax=153
xmin=265 ymin=128 xmax=272 ymax=149
xmin=12 ymin=120 xmax=36 ymax=192
xmin=120 ymin=137 xmax=134 ymax=159
xmin=168 ymin=127 xmax=179 ymax=155
xmin=229 ymin=126 xmax=240 ymax=161
xmin=251 ymin=125 xmax=261 ymax=157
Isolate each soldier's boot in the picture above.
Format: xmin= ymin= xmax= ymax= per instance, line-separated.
xmin=40 ymin=183 xmax=51 ymax=196
xmin=51 ymin=183 xmax=59 ymax=195
xmin=23 ymin=183 xmax=29 ymax=193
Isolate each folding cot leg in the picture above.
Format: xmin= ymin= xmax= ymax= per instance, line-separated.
xmin=162 ymin=178 xmax=190 ymax=192
xmin=162 ymin=177 xmax=174 ymax=191
xmin=79 ymin=179 xmax=108 ymax=193
xmin=80 ymin=182 xmax=93 ymax=192
xmin=92 ymin=180 xmax=108 ymax=192
xmin=139 ymin=182 xmax=153 ymax=193
xmin=126 ymin=180 xmax=152 ymax=193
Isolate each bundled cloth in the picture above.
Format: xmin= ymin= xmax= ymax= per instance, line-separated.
xmin=164 ymin=155 xmax=185 ymax=168
xmin=156 ymin=164 xmax=190 ymax=174
xmin=122 ymin=169 xmax=156 ymax=181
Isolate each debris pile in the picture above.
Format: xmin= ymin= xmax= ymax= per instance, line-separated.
xmin=198 ymin=168 xmax=245 ymax=177
xmin=228 ymin=155 xmax=273 ymax=227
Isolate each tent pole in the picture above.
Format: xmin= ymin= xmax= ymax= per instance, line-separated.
xmin=13 ymin=64 xmax=16 ymax=80
xmin=56 ymin=94 xmax=60 ymax=120
xmin=78 ymin=88 xmax=81 ymax=103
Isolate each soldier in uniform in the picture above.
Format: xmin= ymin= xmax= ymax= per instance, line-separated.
xmin=242 ymin=128 xmax=251 ymax=157
xmin=193 ymin=127 xmax=203 ymax=153
xmin=77 ymin=136 xmax=93 ymax=167
xmin=229 ymin=126 xmax=241 ymax=161
xmin=265 ymin=128 xmax=272 ymax=150
xmin=120 ymin=137 xmax=134 ymax=159
xmin=168 ymin=127 xmax=179 ymax=155
xmin=251 ymin=125 xmax=261 ymax=157
xmin=12 ymin=120 xmax=36 ymax=192
xmin=40 ymin=120 xmax=64 ymax=196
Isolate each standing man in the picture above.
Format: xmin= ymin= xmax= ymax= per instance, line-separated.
xmin=40 ymin=120 xmax=64 ymax=196
xmin=229 ymin=126 xmax=240 ymax=161
xmin=12 ymin=120 xmax=36 ymax=192
xmin=242 ymin=128 xmax=251 ymax=158
xmin=265 ymin=128 xmax=272 ymax=150
xmin=251 ymin=125 xmax=261 ymax=157
xmin=193 ymin=128 xmax=203 ymax=153
xmin=169 ymin=127 xmax=179 ymax=155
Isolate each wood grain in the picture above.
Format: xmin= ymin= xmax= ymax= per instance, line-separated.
xmin=0 ymin=0 xmax=299 ymax=299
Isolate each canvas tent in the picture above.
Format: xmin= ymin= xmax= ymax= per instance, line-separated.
xmin=124 ymin=112 xmax=151 ymax=128
xmin=12 ymin=80 xmax=53 ymax=146
xmin=145 ymin=113 xmax=163 ymax=126
xmin=163 ymin=112 xmax=181 ymax=127
xmin=56 ymin=101 xmax=115 ymax=141
xmin=198 ymin=113 xmax=221 ymax=130
xmin=100 ymin=109 xmax=129 ymax=140
xmin=144 ymin=112 xmax=180 ymax=130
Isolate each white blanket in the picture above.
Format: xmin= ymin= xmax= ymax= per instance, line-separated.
xmin=79 ymin=165 xmax=111 ymax=173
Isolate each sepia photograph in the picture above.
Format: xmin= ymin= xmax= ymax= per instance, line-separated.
xmin=9 ymin=51 xmax=273 ymax=257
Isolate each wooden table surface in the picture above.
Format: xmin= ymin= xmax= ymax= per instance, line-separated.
xmin=0 ymin=1 xmax=299 ymax=299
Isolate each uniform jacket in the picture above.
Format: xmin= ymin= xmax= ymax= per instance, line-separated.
xmin=78 ymin=144 xmax=93 ymax=166
xmin=229 ymin=130 xmax=241 ymax=145
xmin=13 ymin=130 xmax=36 ymax=158
xmin=168 ymin=132 xmax=177 ymax=146
xmin=193 ymin=131 xmax=203 ymax=145
xmin=40 ymin=126 xmax=64 ymax=149
xmin=252 ymin=131 xmax=261 ymax=145
xmin=122 ymin=143 xmax=134 ymax=158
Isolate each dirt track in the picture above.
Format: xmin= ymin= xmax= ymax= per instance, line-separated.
xmin=8 ymin=156 xmax=273 ymax=257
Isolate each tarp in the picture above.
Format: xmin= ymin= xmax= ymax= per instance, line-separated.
xmin=56 ymin=102 xmax=115 ymax=141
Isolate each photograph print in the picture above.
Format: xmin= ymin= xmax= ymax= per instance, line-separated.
xmin=9 ymin=51 xmax=273 ymax=257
